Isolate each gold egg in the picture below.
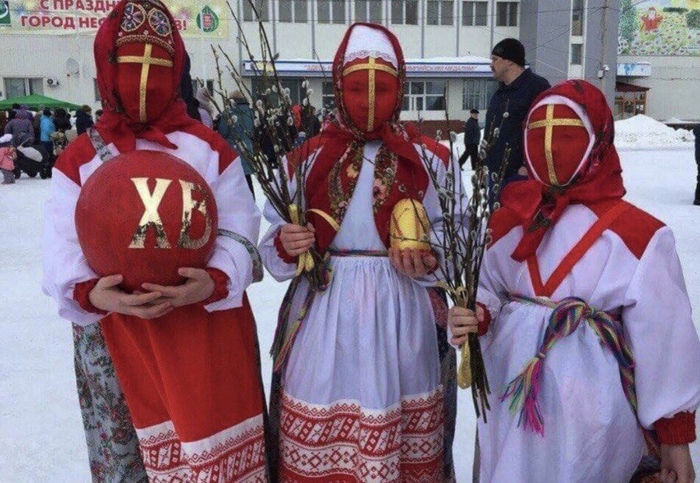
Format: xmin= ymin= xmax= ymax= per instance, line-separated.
xmin=389 ymin=199 xmax=431 ymax=251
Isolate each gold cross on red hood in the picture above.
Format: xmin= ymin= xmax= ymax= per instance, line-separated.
xmin=527 ymin=104 xmax=586 ymax=186
xmin=342 ymin=57 xmax=398 ymax=132
xmin=117 ymin=44 xmax=174 ymax=123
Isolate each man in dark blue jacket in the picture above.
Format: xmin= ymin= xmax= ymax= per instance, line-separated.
xmin=483 ymin=38 xmax=550 ymax=205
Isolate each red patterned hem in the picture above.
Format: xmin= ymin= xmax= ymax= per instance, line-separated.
xmin=137 ymin=415 xmax=266 ymax=482
xmin=279 ymin=388 xmax=444 ymax=482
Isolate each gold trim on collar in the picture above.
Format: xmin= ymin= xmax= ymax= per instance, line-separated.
xmin=527 ymin=104 xmax=586 ymax=186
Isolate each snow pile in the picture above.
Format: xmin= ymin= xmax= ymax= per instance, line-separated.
xmin=615 ymin=115 xmax=695 ymax=148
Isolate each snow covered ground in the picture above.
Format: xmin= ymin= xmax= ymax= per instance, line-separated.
xmin=1 ymin=144 xmax=699 ymax=481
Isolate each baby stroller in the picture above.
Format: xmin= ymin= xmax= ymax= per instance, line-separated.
xmin=12 ymin=132 xmax=52 ymax=179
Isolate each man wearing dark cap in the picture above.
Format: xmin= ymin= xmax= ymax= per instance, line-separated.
xmin=483 ymin=38 xmax=550 ymax=204
xmin=459 ymin=108 xmax=481 ymax=170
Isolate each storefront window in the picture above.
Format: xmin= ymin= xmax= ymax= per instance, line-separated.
xmin=355 ymin=0 xmax=382 ymax=22
xmin=391 ymin=0 xmax=418 ymax=25
xmin=243 ymin=0 xmax=269 ymax=21
xmin=496 ymin=1 xmax=517 ymax=27
xmin=3 ymin=77 xmax=43 ymax=99
xmin=403 ymin=81 xmax=446 ymax=111
xmin=462 ymin=1 xmax=487 ymax=26
xmin=462 ymin=78 xmax=498 ymax=111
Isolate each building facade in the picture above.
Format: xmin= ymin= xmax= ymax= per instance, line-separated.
xmin=0 ymin=0 xmax=519 ymax=125
xmin=5 ymin=1 xmax=692 ymax=126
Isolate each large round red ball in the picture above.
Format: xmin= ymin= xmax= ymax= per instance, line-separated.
xmin=75 ymin=150 xmax=218 ymax=293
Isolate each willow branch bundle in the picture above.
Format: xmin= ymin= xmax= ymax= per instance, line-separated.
xmin=420 ymin=112 xmax=509 ymax=420
xmin=207 ymin=1 xmax=328 ymax=291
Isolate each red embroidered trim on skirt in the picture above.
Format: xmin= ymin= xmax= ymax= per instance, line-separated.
xmin=137 ymin=416 xmax=266 ymax=482
xmin=279 ymin=389 xmax=444 ymax=482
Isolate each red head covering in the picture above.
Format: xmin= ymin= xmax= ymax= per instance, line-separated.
xmin=304 ymin=22 xmax=423 ymax=171
xmin=500 ymin=79 xmax=626 ymax=262
xmin=335 ymin=24 xmax=402 ymax=135
xmin=93 ymin=0 xmax=198 ymax=152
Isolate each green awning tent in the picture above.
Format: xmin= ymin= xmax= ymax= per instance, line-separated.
xmin=0 ymin=94 xmax=82 ymax=111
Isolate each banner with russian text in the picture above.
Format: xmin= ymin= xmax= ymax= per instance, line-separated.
xmin=0 ymin=0 xmax=228 ymax=38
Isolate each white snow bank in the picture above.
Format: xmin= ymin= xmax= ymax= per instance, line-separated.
xmin=615 ymin=114 xmax=694 ymax=148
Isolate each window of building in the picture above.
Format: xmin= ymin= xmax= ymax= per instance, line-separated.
xmin=243 ymin=0 xmax=269 ymax=21
xmin=355 ymin=0 xmax=382 ymax=23
xmin=570 ymin=43 xmax=582 ymax=65
xmin=322 ymin=81 xmax=336 ymax=110
xmin=462 ymin=1 xmax=487 ymax=26
xmin=462 ymin=78 xmax=498 ymax=111
xmin=427 ymin=0 xmax=454 ymax=25
xmin=279 ymin=0 xmax=308 ymax=22
xmin=571 ymin=0 xmax=584 ymax=36
xmin=496 ymin=1 xmax=517 ymax=27
xmin=391 ymin=0 xmax=418 ymax=25
xmin=3 ymin=77 xmax=43 ymax=99
xmin=318 ymin=0 xmax=346 ymax=24
xmin=402 ymin=81 xmax=446 ymax=111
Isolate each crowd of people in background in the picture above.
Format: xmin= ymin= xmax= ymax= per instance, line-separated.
xmin=0 ymin=83 xmax=331 ymax=188
xmin=0 ymin=103 xmax=100 ymax=184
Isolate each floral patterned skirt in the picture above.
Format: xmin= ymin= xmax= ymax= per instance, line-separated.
xmin=73 ymin=323 xmax=147 ymax=482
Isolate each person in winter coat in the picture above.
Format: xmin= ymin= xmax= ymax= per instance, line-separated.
xmin=302 ymin=105 xmax=322 ymax=138
xmin=195 ymin=86 xmax=214 ymax=128
xmin=219 ymin=90 xmax=256 ymax=198
xmin=52 ymin=108 xmax=72 ymax=132
xmin=17 ymin=105 xmax=34 ymax=123
xmin=449 ymin=80 xmax=700 ymax=483
xmin=484 ymin=38 xmax=550 ymax=205
xmin=75 ymin=105 xmax=94 ymax=135
xmin=51 ymin=108 xmax=73 ymax=157
xmin=42 ymin=1 xmax=267 ymax=480
xmin=33 ymin=107 xmax=44 ymax=133
xmin=0 ymin=111 xmax=7 ymax=134
xmin=459 ymin=108 xmax=481 ymax=170
xmin=4 ymin=108 xmax=35 ymax=141
xmin=180 ymin=53 xmax=202 ymax=123
xmin=0 ymin=133 xmax=16 ymax=184
xmin=39 ymin=108 xmax=56 ymax=161
xmin=694 ymin=124 xmax=699 ymax=205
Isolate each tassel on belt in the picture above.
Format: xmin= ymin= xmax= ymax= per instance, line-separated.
xmin=501 ymin=295 xmax=659 ymax=457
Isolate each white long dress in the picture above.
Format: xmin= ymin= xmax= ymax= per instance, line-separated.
xmin=474 ymin=203 xmax=700 ymax=483
xmin=260 ymin=140 xmax=454 ymax=482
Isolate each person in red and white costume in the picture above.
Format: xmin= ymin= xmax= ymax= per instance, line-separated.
xmin=41 ymin=1 xmax=267 ymax=481
xmin=259 ymin=23 xmax=460 ymax=481
xmin=449 ymin=80 xmax=700 ymax=482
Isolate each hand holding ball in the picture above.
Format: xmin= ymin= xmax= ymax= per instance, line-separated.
xmin=75 ymin=150 xmax=218 ymax=293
